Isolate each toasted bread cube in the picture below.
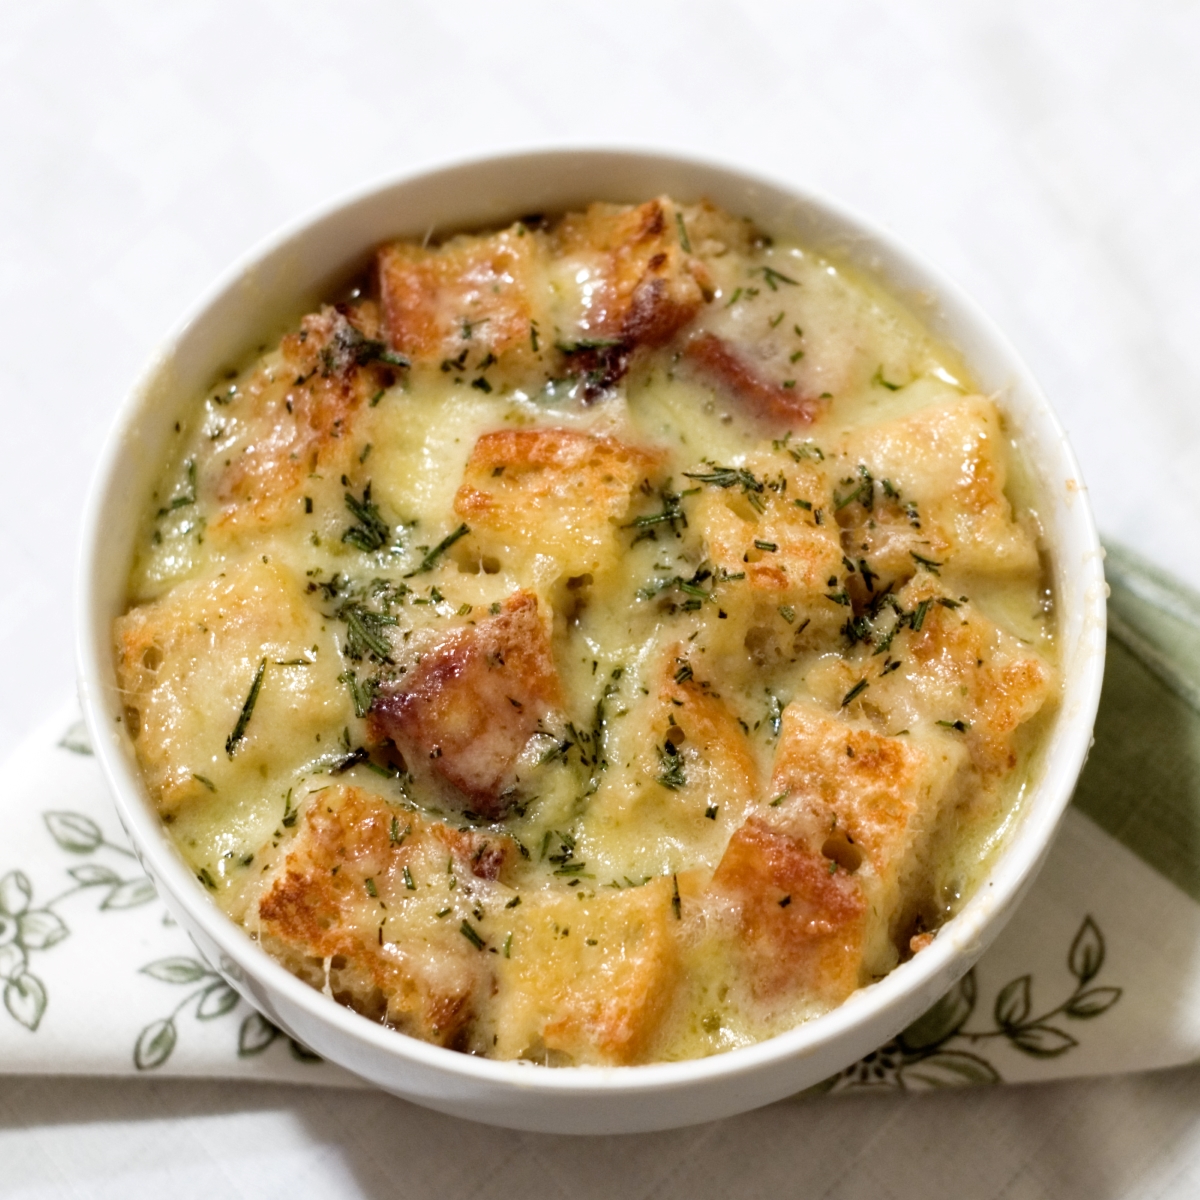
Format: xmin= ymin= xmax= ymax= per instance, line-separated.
xmin=453 ymin=427 xmax=665 ymax=577
xmin=214 ymin=304 xmax=392 ymax=534
xmin=368 ymin=591 xmax=563 ymax=818
xmin=706 ymin=818 xmax=868 ymax=1010
xmin=553 ymin=197 xmax=711 ymax=348
xmin=581 ymin=645 xmax=759 ymax=875
xmin=377 ymin=223 xmax=547 ymax=386
xmin=690 ymin=451 xmax=847 ymax=666
xmin=766 ymin=702 xmax=966 ymax=960
xmin=113 ymin=560 xmax=351 ymax=814
xmin=881 ymin=579 xmax=1056 ymax=774
xmin=835 ymin=397 xmax=1039 ymax=582
xmin=254 ymin=786 xmax=515 ymax=1047
xmin=488 ymin=875 xmax=680 ymax=1065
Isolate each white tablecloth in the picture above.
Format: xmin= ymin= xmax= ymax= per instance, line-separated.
xmin=5 ymin=2 xmax=1200 ymax=1196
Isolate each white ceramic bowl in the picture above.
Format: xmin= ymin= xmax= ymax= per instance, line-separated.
xmin=76 ymin=148 xmax=1106 ymax=1134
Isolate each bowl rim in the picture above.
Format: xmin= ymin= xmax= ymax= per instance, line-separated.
xmin=76 ymin=144 xmax=1107 ymax=1098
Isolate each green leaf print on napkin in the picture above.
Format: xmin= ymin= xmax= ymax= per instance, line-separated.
xmin=0 ymin=809 xmax=157 ymax=1033
xmin=133 ymin=956 xmax=322 ymax=1070
xmin=821 ymin=915 xmax=1122 ymax=1092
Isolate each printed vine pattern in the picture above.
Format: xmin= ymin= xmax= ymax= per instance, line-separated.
xmin=134 ymin=955 xmax=322 ymax=1070
xmin=1 ymin=809 xmax=157 ymax=1033
xmin=823 ymin=915 xmax=1122 ymax=1091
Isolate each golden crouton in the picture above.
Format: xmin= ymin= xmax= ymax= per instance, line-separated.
xmin=688 ymin=451 xmax=847 ymax=669
xmin=488 ymin=876 xmax=681 ymax=1065
xmin=255 ymin=786 xmax=515 ymax=1048
xmin=215 ymin=304 xmax=397 ymax=534
xmin=835 ymin=397 xmax=1039 ymax=582
xmin=376 ymin=223 xmax=547 ymax=387
xmin=453 ymin=427 xmax=665 ymax=577
xmin=368 ymin=591 xmax=563 ymax=818
xmin=113 ymin=559 xmax=350 ymax=814
xmin=554 ymin=197 xmax=711 ymax=347
xmin=766 ymin=702 xmax=966 ymax=959
xmin=706 ymin=818 xmax=868 ymax=1009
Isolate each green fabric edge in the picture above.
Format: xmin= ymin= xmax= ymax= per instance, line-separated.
xmin=1070 ymin=540 xmax=1200 ymax=903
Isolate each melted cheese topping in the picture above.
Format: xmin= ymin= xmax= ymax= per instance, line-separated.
xmin=117 ymin=197 xmax=1057 ymax=1065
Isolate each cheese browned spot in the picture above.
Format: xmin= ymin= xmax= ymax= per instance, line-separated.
xmin=453 ymin=427 xmax=665 ymax=577
xmin=368 ymin=591 xmax=562 ymax=818
xmin=255 ymin=786 xmax=515 ymax=1048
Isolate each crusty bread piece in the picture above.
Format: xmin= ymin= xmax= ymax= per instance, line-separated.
xmin=487 ymin=875 xmax=681 ymax=1065
xmin=834 ymin=396 xmax=1039 ymax=584
xmin=704 ymin=818 xmax=867 ymax=1010
xmin=214 ymin=303 xmax=394 ymax=535
xmin=377 ymin=223 xmax=548 ymax=387
xmin=114 ymin=559 xmax=350 ymax=814
xmin=254 ymin=785 xmax=516 ymax=1048
xmin=765 ymin=702 xmax=966 ymax=964
xmin=368 ymin=591 xmax=563 ymax=818
xmin=453 ymin=427 xmax=665 ymax=577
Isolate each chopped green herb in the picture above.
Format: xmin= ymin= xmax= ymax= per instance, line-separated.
xmin=705 ymin=804 xmax=718 ymax=820
xmin=725 ymin=287 xmax=743 ymax=307
xmin=364 ymin=877 xmax=378 ymax=898
xmin=225 ymin=658 xmax=266 ymax=757
xmin=779 ymin=605 xmax=796 ymax=624
xmin=470 ymin=376 xmax=492 ymax=393
xmin=656 ymin=743 xmax=687 ymax=790
xmin=754 ymin=539 xmax=778 ymax=552
xmin=675 ymin=211 xmax=691 ymax=252
xmin=157 ymin=459 xmax=197 ymax=517
xmin=281 ymin=789 xmax=298 ymax=828
xmin=503 ymin=932 xmax=512 ymax=958
xmin=872 ymin=366 xmax=902 ymax=390
xmin=674 ymin=662 xmax=694 ymax=685
xmin=794 ymin=498 xmax=812 ymax=510
xmin=761 ymin=265 xmax=798 ymax=290
xmin=407 ymin=523 xmax=470 ymax=576
xmin=530 ymin=321 xmax=540 ymax=352
xmin=338 ymin=669 xmax=378 ymax=718
xmin=505 ymin=895 xmax=521 ymax=909
xmin=937 ymin=719 xmax=971 ymax=732
xmin=909 ymin=598 xmax=933 ymax=631
xmin=369 ymin=389 xmax=385 ymax=407
xmin=338 ymin=602 xmax=398 ymax=661
xmin=459 ymin=920 xmax=485 ymax=950
xmin=342 ymin=484 xmax=390 ymax=552
xmin=671 ymin=873 xmax=682 ymax=919
xmin=769 ymin=792 xmax=788 ymax=807
xmin=910 ymin=552 xmax=942 ymax=575
xmin=841 ymin=678 xmax=869 ymax=707
xmin=769 ymin=311 xmax=785 ymax=327
xmin=555 ymin=337 xmax=623 ymax=353
xmin=192 ymin=774 xmax=216 ymax=792
xmin=683 ymin=464 xmax=767 ymax=513
xmin=778 ymin=894 xmax=792 ymax=908
xmin=402 ymin=865 xmax=416 ymax=890
xmin=197 ymin=866 xmax=218 ymax=891
xmin=835 ymin=464 xmax=875 ymax=511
